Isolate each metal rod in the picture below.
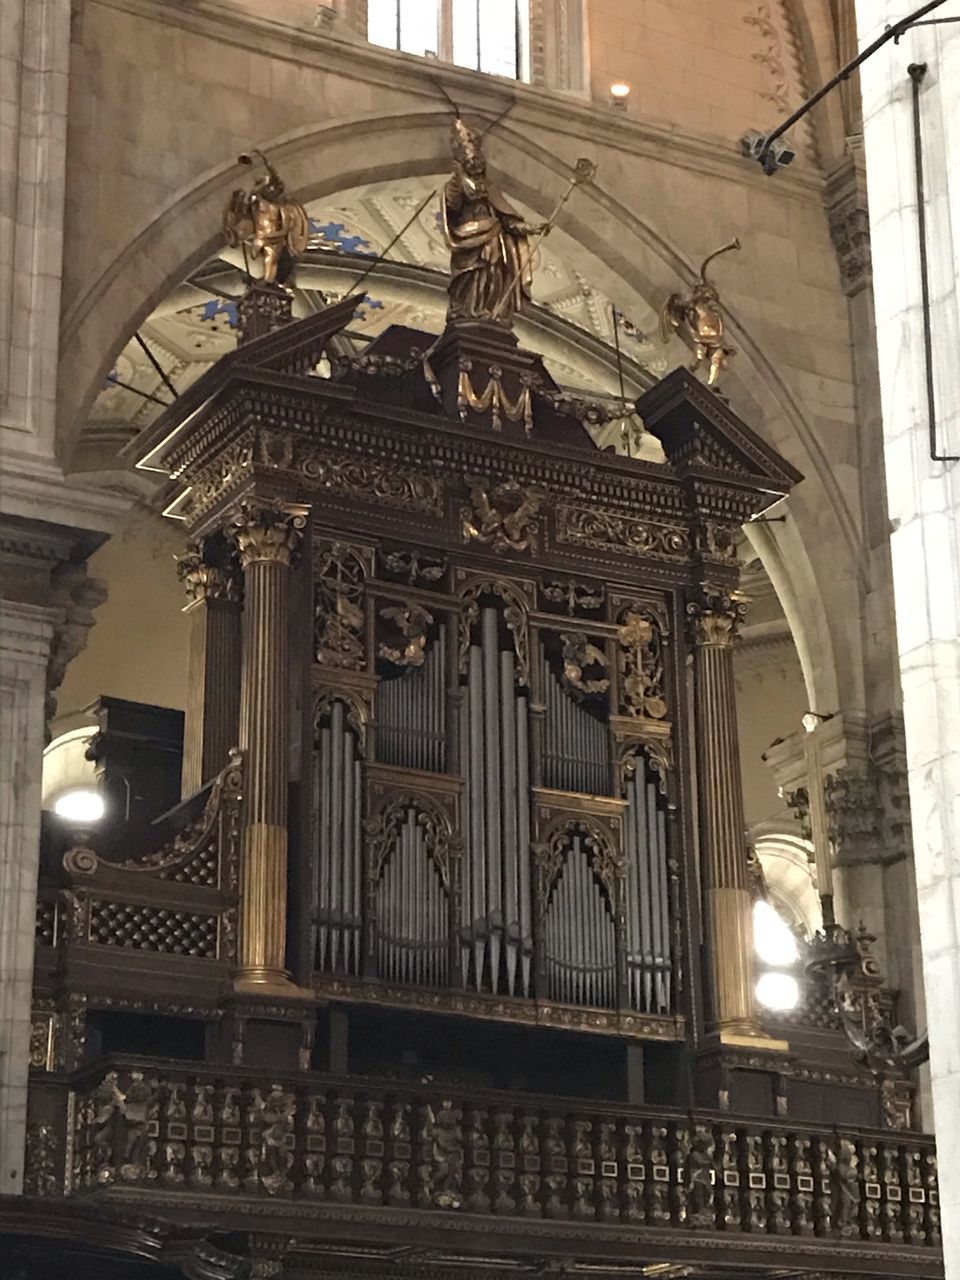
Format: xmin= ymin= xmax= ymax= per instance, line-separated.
xmin=104 ymin=373 xmax=172 ymax=407
xmin=908 ymin=61 xmax=960 ymax=462
xmin=756 ymin=0 xmax=947 ymax=170
xmin=133 ymin=331 xmax=179 ymax=400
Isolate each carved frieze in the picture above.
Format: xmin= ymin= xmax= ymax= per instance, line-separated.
xmin=378 ymin=548 xmax=447 ymax=587
xmin=556 ymin=503 xmax=689 ymax=560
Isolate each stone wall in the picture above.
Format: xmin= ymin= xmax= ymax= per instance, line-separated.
xmin=857 ymin=1 xmax=960 ymax=1266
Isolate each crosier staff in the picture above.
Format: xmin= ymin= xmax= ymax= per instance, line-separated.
xmin=490 ymin=157 xmax=598 ymax=323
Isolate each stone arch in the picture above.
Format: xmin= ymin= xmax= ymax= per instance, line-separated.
xmin=58 ymin=109 xmax=856 ymax=727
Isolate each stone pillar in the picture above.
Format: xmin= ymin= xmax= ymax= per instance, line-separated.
xmin=0 ymin=515 xmax=109 ymax=1191
xmin=856 ymin=3 xmax=960 ymax=1263
xmin=228 ymin=501 xmax=306 ymax=988
xmin=176 ymin=541 xmax=242 ymax=796
xmin=0 ymin=602 xmax=59 ymax=1194
xmin=688 ymin=589 xmax=758 ymax=1038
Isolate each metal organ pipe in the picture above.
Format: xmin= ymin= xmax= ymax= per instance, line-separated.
xmin=460 ymin=606 xmax=534 ymax=998
xmin=542 ymin=653 xmax=609 ymax=795
xmin=375 ymin=626 xmax=446 ymax=772
xmin=315 ymin=700 xmax=362 ymax=976
xmin=622 ymin=756 xmax=673 ymax=1014
xmin=375 ymin=808 xmax=447 ymax=988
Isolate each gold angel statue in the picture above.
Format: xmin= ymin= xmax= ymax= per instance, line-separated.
xmin=223 ymin=150 xmax=309 ymax=285
xmin=659 ymin=238 xmax=741 ymax=387
xmin=441 ymin=118 xmax=549 ymax=325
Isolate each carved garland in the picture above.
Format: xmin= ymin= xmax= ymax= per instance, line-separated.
xmin=313 ymin=690 xmax=369 ymax=752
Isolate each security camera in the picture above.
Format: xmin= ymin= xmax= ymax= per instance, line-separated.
xmin=740 ymin=129 xmax=796 ymax=175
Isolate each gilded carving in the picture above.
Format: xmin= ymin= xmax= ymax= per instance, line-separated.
xmin=299 ymin=447 xmax=443 ymax=516
xmin=222 ymin=151 xmax=309 ymax=286
xmin=246 ymin=1086 xmax=296 ymax=1196
xmin=559 ymin=631 xmax=609 ymax=699
xmin=24 ymin=1123 xmax=59 ymax=1196
xmin=660 ymin=240 xmax=740 ymax=388
xmin=686 ymin=589 xmax=748 ymax=647
xmin=535 ymin=820 xmax=623 ymax=908
xmin=457 ymin=577 xmax=531 ymax=687
xmin=457 ymin=363 xmax=536 ymax=434
xmin=541 ymin=579 xmax=605 ymax=616
xmin=557 ymin=503 xmax=689 ymax=560
xmin=227 ymin=501 xmax=306 ymax=569
xmin=314 ymin=542 xmax=367 ymax=670
xmin=379 ymin=548 xmax=447 ymax=586
xmin=175 ymin=540 xmax=241 ymax=604
xmin=461 ymin=479 xmax=541 ymax=554
xmin=378 ymin=604 xmax=433 ymax=669
xmin=366 ymin=793 xmax=454 ymax=890
xmin=617 ymin=606 xmax=668 ymax=719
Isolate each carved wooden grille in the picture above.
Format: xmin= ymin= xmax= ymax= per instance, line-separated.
xmin=87 ymin=902 xmax=218 ymax=958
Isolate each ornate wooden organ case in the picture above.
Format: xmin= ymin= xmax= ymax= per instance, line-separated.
xmin=22 ymin=303 xmax=941 ymax=1280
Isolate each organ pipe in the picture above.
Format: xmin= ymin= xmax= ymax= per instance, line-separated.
xmin=375 ymin=625 xmax=446 ymax=773
xmin=376 ymin=807 xmax=448 ymax=988
xmin=541 ymin=652 xmax=609 ymax=796
xmin=460 ymin=605 xmax=534 ymax=996
xmin=543 ymin=835 xmax=617 ymax=1009
xmin=314 ymin=699 xmax=363 ymax=975
xmin=623 ymin=755 xmax=673 ymax=1014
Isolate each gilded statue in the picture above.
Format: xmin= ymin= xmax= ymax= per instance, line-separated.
xmin=223 ymin=150 xmax=309 ymax=285
xmin=659 ymin=239 xmax=741 ymax=387
xmin=441 ymin=118 xmax=549 ymax=325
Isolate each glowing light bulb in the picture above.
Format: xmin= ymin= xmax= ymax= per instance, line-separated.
xmin=756 ymin=971 xmax=800 ymax=1012
xmin=610 ymin=82 xmax=631 ymax=105
xmin=53 ymin=789 xmax=105 ymax=824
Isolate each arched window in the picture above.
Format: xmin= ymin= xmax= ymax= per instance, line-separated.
xmin=363 ymin=0 xmax=588 ymax=92
xmin=367 ymin=0 xmax=529 ymax=80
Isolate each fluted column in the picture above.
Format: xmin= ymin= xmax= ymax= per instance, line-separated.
xmin=688 ymin=589 xmax=758 ymax=1037
xmin=176 ymin=542 xmax=242 ymax=796
xmin=228 ymin=501 xmax=306 ymax=987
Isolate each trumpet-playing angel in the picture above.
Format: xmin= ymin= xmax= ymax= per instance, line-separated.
xmin=659 ymin=238 xmax=741 ymax=388
xmin=223 ymin=150 xmax=310 ymax=286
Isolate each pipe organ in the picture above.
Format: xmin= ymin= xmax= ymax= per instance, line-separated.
xmin=23 ymin=184 xmax=938 ymax=1280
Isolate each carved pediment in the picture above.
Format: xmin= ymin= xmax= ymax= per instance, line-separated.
xmin=637 ymin=367 xmax=804 ymax=497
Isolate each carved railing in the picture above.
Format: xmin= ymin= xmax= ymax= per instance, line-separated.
xmin=63 ymin=1060 xmax=940 ymax=1253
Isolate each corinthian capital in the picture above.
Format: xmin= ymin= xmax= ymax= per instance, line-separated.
xmin=226 ymin=501 xmax=306 ymax=569
xmin=686 ymin=589 xmax=747 ymax=648
xmin=175 ymin=542 xmax=241 ymax=603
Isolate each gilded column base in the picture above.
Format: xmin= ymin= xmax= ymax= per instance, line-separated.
xmin=233 ymin=973 xmax=313 ymax=999
xmin=237 ymin=822 xmax=291 ymax=985
xmin=705 ymin=885 xmax=762 ymax=1036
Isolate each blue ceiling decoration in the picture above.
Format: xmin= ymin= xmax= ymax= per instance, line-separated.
xmin=310 ymin=218 xmax=376 ymax=256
